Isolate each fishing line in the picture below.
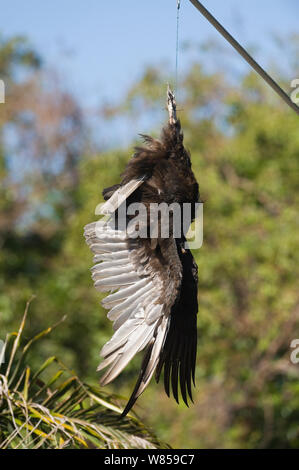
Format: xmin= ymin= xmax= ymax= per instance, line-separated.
xmin=175 ymin=0 xmax=181 ymax=93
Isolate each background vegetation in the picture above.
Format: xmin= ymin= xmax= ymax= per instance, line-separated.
xmin=0 ymin=32 xmax=299 ymax=448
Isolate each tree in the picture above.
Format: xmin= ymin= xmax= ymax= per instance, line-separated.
xmin=1 ymin=33 xmax=299 ymax=448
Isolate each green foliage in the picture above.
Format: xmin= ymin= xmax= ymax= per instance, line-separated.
xmin=0 ymin=34 xmax=41 ymax=79
xmin=1 ymin=33 xmax=299 ymax=448
xmin=0 ymin=299 xmax=167 ymax=449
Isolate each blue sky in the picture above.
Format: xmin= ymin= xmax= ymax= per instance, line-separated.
xmin=2 ymin=1 xmax=298 ymax=103
xmin=1 ymin=1 xmax=298 ymax=145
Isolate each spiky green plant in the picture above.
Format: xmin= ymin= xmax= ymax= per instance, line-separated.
xmin=0 ymin=298 xmax=168 ymax=449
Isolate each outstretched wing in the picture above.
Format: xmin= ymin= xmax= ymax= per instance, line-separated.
xmin=84 ymin=180 xmax=183 ymax=415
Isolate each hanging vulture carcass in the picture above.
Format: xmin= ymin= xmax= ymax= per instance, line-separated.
xmin=84 ymin=88 xmax=200 ymax=416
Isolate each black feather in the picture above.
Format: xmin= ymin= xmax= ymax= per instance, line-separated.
xmin=156 ymin=242 xmax=198 ymax=405
xmin=120 ymin=342 xmax=155 ymax=418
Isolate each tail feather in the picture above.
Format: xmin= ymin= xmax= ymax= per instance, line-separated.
xmin=121 ymin=317 xmax=169 ymax=417
xmin=155 ymin=307 xmax=197 ymax=407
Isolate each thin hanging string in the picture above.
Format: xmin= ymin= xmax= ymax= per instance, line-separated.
xmin=175 ymin=0 xmax=181 ymax=93
xmin=188 ymin=0 xmax=299 ymax=116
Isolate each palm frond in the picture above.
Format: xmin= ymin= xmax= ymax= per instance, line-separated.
xmin=0 ymin=299 xmax=169 ymax=449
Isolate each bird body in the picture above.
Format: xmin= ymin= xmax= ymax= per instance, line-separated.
xmin=84 ymin=89 xmax=199 ymax=416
